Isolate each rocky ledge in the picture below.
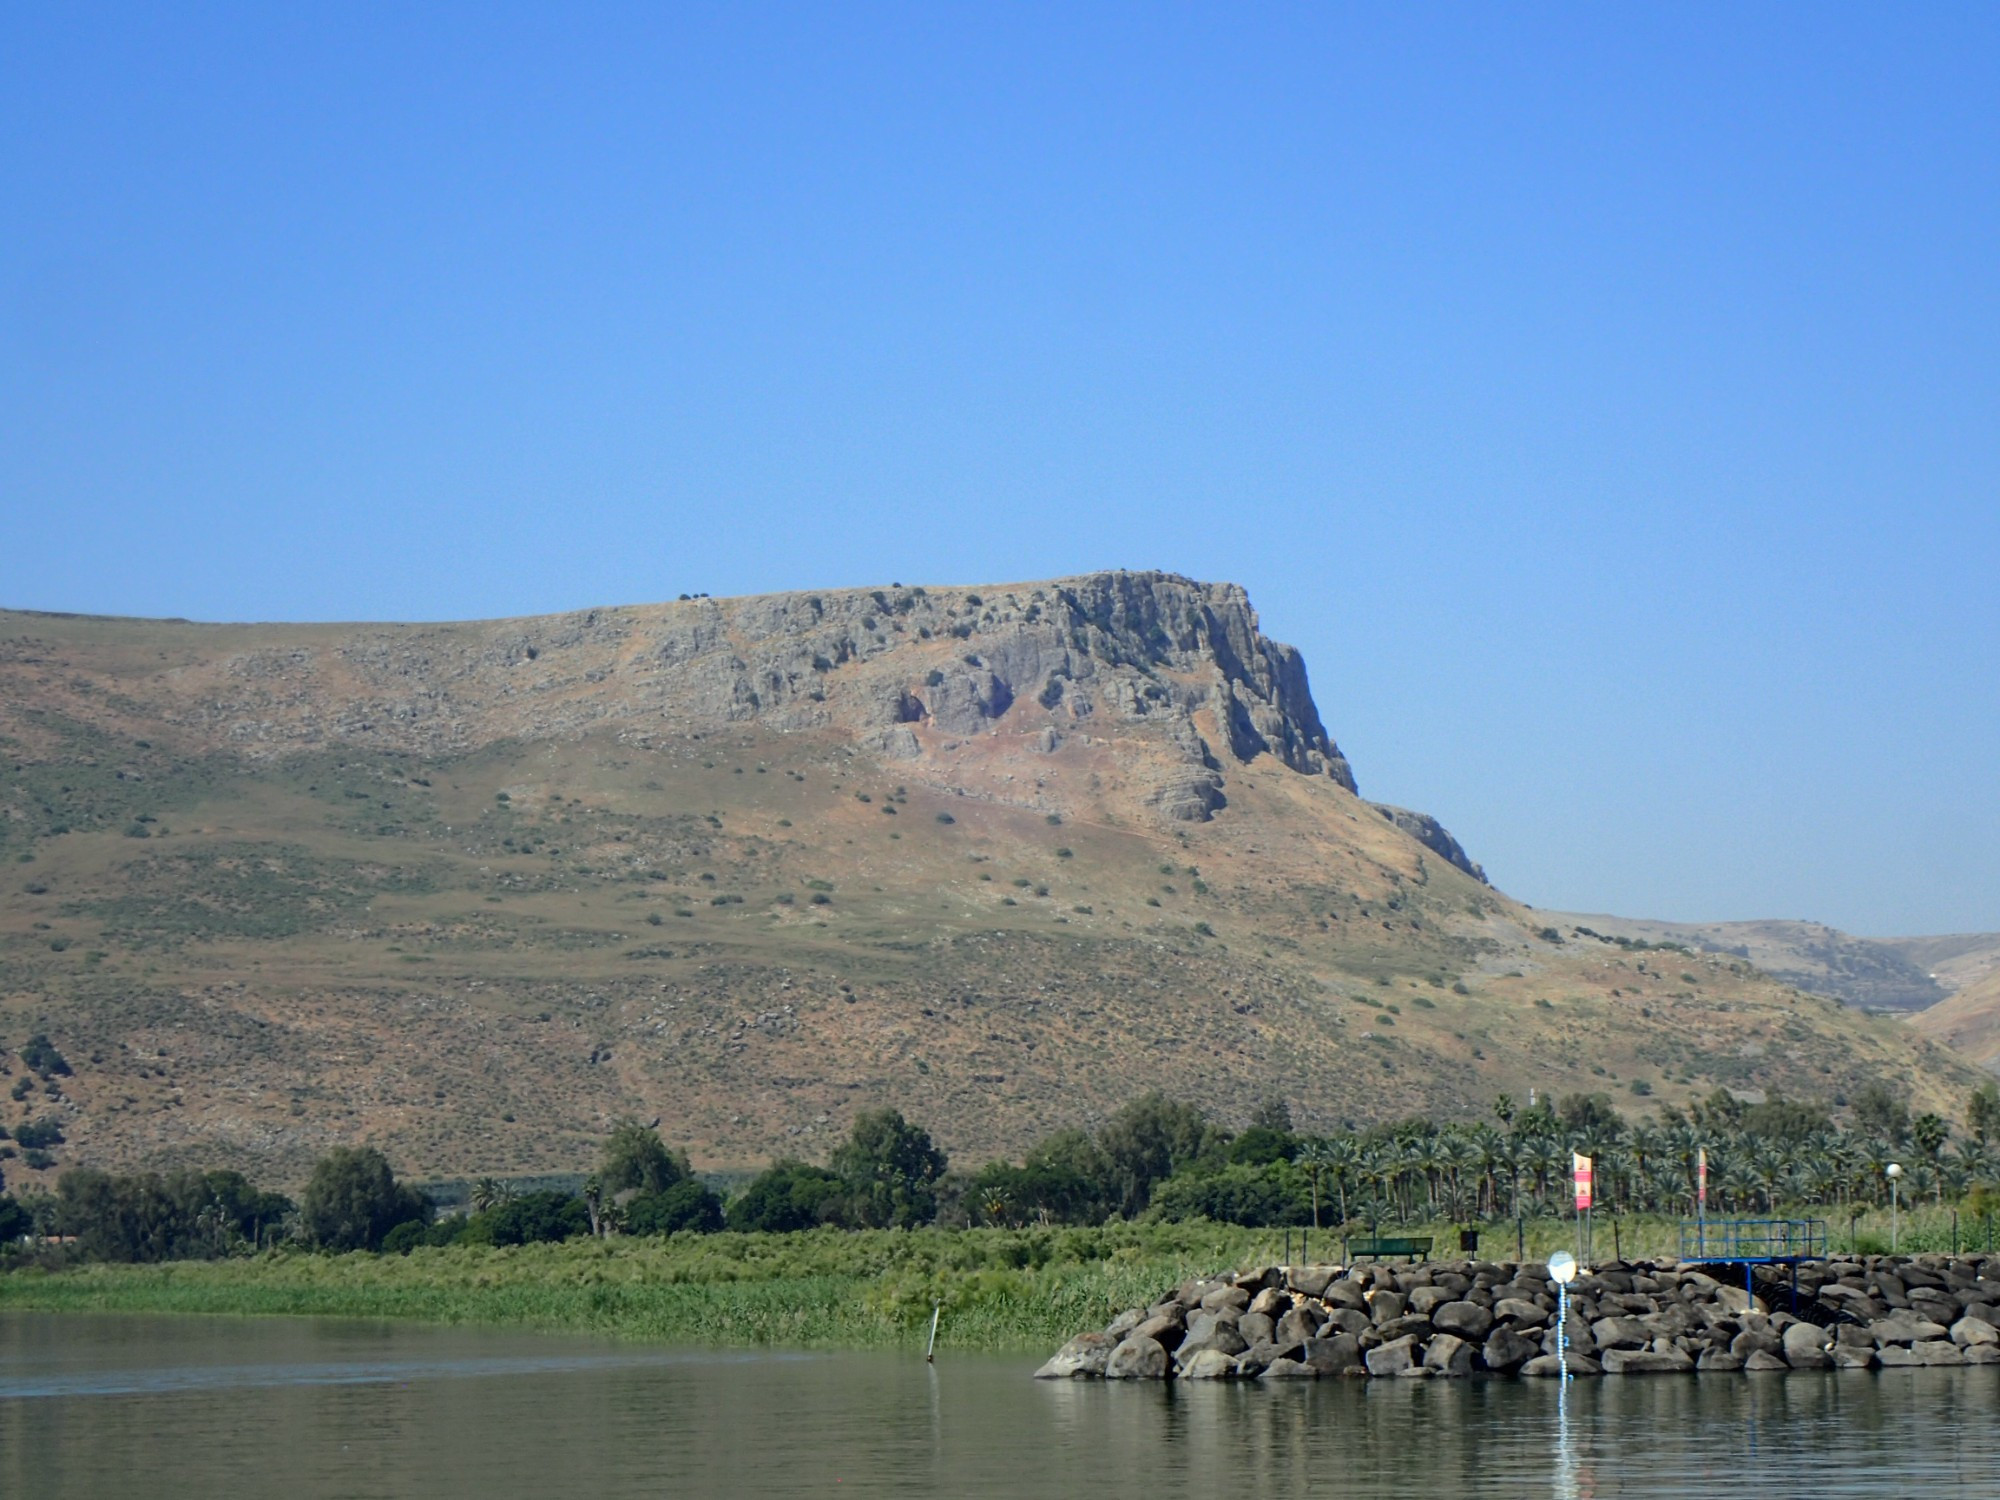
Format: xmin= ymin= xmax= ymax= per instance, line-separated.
xmin=1035 ymin=1254 xmax=2000 ymax=1380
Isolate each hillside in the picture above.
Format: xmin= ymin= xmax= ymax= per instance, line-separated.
xmin=0 ymin=572 xmax=1979 ymax=1185
xmin=1538 ymin=913 xmax=1972 ymax=1013
xmin=1912 ymin=968 xmax=2000 ymax=1074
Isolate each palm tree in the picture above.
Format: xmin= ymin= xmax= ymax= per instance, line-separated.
xmin=470 ymin=1177 xmax=513 ymax=1214
xmin=1914 ymin=1113 xmax=1951 ymax=1209
xmin=1297 ymin=1140 xmax=1334 ymax=1230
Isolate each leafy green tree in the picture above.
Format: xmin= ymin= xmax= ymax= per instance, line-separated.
xmin=0 ymin=1194 xmax=30 ymax=1242
xmin=1226 ymin=1125 xmax=1297 ymax=1167
xmin=1970 ymin=1083 xmax=2000 ymax=1145
xmin=300 ymin=1147 xmax=427 ymax=1252
xmin=598 ymin=1120 xmax=691 ymax=1196
xmin=1096 ymin=1092 xmax=1227 ymax=1218
xmin=1148 ymin=1162 xmax=1309 ymax=1226
xmin=727 ymin=1161 xmax=848 ymax=1232
xmin=626 ymin=1179 xmax=724 ymax=1234
xmin=831 ymin=1109 xmax=947 ymax=1228
xmin=1854 ymin=1081 xmax=1912 ymax=1144
xmin=485 ymin=1189 xmax=592 ymax=1246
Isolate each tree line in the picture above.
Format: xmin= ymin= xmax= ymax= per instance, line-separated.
xmin=5 ymin=1080 xmax=1997 ymax=1262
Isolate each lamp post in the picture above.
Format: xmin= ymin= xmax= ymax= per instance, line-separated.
xmin=1549 ymin=1250 xmax=1578 ymax=1381
xmin=1886 ymin=1163 xmax=1903 ymax=1254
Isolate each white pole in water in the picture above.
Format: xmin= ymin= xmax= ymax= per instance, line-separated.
xmin=1549 ymin=1251 xmax=1578 ymax=1381
xmin=926 ymin=1302 xmax=942 ymax=1363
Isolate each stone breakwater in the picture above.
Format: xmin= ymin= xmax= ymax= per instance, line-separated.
xmin=1034 ymin=1254 xmax=2000 ymax=1381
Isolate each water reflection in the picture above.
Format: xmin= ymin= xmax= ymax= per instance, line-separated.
xmin=2 ymin=1313 xmax=1997 ymax=1497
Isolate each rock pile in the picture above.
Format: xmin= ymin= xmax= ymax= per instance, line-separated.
xmin=1035 ymin=1254 xmax=2000 ymax=1380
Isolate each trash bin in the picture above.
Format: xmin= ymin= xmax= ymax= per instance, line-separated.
xmin=1458 ymin=1228 xmax=1479 ymax=1254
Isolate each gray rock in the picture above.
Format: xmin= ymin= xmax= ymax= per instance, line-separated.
xmin=1302 ymin=1334 xmax=1367 ymax=1376
xmin=1592 ymin=1317 xmax=1651 ymax=1351
xmin=1696 ymin=1350 xmax=1745 ymax=1371
xmin=1831 ymin=1347 xmax=1875 ymax=1370
xmin=1730 ymin=1328 xmax=1783 ymax=1360
xmin=1237 ymin=1312 xmax=1276 ymax=1347
xmin=1781 ymin=1322 xmax=1831 ymax=1368
xmin=1323 ymin=1278 xmax=1369 ymax=1312
xmin=1871 ymin=1314 xmax=1949 ymax=1347
xmin=1600 ymin=1347 xmax=1695 ymax=1375
xmin=1368 ymin=1291 xmax=1409 ymax=1325
xmin=1134 ymin=1313 xmax=1185 ymax=1352
xmin=1248 ymin=1287 xmax=1290 ymax=1318
xmin=1365 ymin=1335 xmax=1421 ymax=1377
xmin=1521 ymin=1352 xmax=1602 ymax=1377
xmin=1914 ymin=1340 xmax=1966 ymax=1365
xmin=1322 ymin=1307 xmax=1374 ymax=1336
xmin=1178 ymin=1347 xmax=1239 ymax=1380
xmin=1200 ymin=1286 xmax=1252 ymax=1314
xmin=1275 ymin=1307 xmax=1324 ymax=1347
xmin=1425 ymin=1333 xmax=1475 ymax=1377
xmin=1104 ymin=1308 xmax=1146 ymax=1340
xmin=1434 ymin=1301 xmax=1494 ymax=1340
xmin=1742 ymin=1350 xmax=1789 ymax=1372
xmin=1482 ymin=1326 xmax=1539 ymax=1372
xmin=1876 ymin=1345 xmax=1922 ymax=1367
xmin=1962 ymin=1344 xmax=2000 ymax=1365
xmin=1105 ymin=1336 xmax=1169 ymax=1380
xmin=1494 ymin=1297 xmax=1549 ymax=1328
xmin=1952 ymin=1316 xmax=2000 ymax=1347
xmin=1260 ymin=1356 xmax=1318 ymax=1379
xmin=1408 ymin=1285 xmax=1455 ymax=1315
xmin=1375 ymin=1314 xmax=1434 ymax=1343
xmin=1034 ymin=1333 xmax=1116 ymax=1379
xmin=1177 ymin=1324 xmax=1248 ymax=1360
xmin=1287 ymin=1266 xmax=1336 ymax=1299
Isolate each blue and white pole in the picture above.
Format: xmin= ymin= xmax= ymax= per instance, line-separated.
xmin=1549 ymin=1250 xmax=1578 ymax=1381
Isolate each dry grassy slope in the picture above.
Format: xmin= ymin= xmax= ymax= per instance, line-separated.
xmin=1876 ymin=933 xmax=2000 ymax=998
xmin=1912 ymin=969 xmax=2000 ymax=1074
xmin=0 ymin=575 xmax=1981 ymax=1187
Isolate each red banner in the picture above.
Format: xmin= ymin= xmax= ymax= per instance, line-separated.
xmin=1697 ymin=1146 xmax=1708 ymax=1210
xmin=1573 ymin=1152 xmax=1594 ymax=1212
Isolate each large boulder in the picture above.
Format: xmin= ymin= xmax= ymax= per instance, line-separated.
xmin=1177 ymin=1323 xmax=1248 ymax=1361
xmin=1237 ymin=1312 xmax=1276 ymax=1347
xmin=1408 ymin=1286 xmax=1456 ymax=1315
xmin=1322 ymin=1307 xmax=1374 ymax=1337
xmin=1323 ymin=1278 xmax=1369 ymax=1312
xmin=1482 ymin=1326 xmax=1539 ymax=1372
xmin=1134 ymin=1313 xmax=1185 ymax=1352
xmin=1871 ymin=1314 xmax=1949 ymax=1347
xmin=1260 ymin=1356 xmax=1318 ymax=1379
xmin=1914 ymin=1340 xmax=1967 ymax=1366
xmin=1730 ymin=1328 xmax=1783 ymax=1360
xmin=1105 ymin=1336 xmax=1169 ymax=1380
xmin=1434 ymin=1301 xmax=1494 ymax=1340
xmin=1600 ymin=1347 xmax=1694 ymax=1375
xmin=1302 ymin=1334 xmax=1368 ymax=1376
xmin=1591 ymin=1317 xmax=1650 ymax=1351
xmin=1424 ymin=1334 xmax=1475 ymax=1377
xmin=1035 ymin=1332 xmax=1116 ymax=1379
xmin=1287 ymin=1266 xmax=1337 ymax=1299
xmin=1248 ymin=1287 xmax=1290 ymax=1318
xmin=1952 ymin=1316 xmax=2000 ymax=1347
xmin=1178 ymin=1347 xmax=1240 ymax=1380
xmin=1275 ymin=1307 xmax=1324 ymax=1347
xmin=1368 ymin=1291 xmax=1410 ymax=1325
xmin=1521 ymin=1351 xmax=1602 ymax=1377
xmin=1364 ymin=1335 xmax=1421 ymax=1377
xmin=1781 ymin=1322 xmax=1831 ymax=1369
xmin=1742 ymin=1350 xmax=1789 ymax=1372
xmin=1494 ymin=1297 xmax=1550 ymax=1328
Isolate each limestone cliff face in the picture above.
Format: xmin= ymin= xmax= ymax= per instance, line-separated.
xmin=8 ymin=570 xmax=1359 ymax=826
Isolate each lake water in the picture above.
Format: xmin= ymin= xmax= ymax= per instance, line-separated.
xmin=2 ymin=1311 xmax=1997 ymax=1497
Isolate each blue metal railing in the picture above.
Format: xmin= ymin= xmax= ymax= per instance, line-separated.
xmin=1678 ymin=1218 xmax=1827 ymax=1262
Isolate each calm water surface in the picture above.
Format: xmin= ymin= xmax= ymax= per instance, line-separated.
xmin=2 ymin=1311 xmax=1996 ymax=1497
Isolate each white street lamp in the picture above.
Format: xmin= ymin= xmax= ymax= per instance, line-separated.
xmin=1886 ymin=1163 xmax=1903 ymax=1254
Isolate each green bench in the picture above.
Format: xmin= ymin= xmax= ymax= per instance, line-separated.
xmin=1345 ymin=1235 xmax=1433 ymax=1263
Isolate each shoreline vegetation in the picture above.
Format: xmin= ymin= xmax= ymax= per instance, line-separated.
xmin=2 ymin=1209 xmax=1990 ymax=1353
xmin=6 ymin=1082 xmax=2000 ymax=1353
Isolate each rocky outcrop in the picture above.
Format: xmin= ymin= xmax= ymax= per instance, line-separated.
xmin=1036 ymin=1252 xmax=2000 ymax=1380
xmin=1 ymin=572 xmax=1379 ymax=831
xmin=1369 ymin=805 xmax=1488 ymax=884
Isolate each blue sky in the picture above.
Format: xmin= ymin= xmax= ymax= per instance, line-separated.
xmin=4 ymin=5 xmax=1996 ymax=935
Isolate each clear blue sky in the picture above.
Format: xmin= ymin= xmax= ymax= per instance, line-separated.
xmin=4 ymin=5 xmax=1996 ymax=936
